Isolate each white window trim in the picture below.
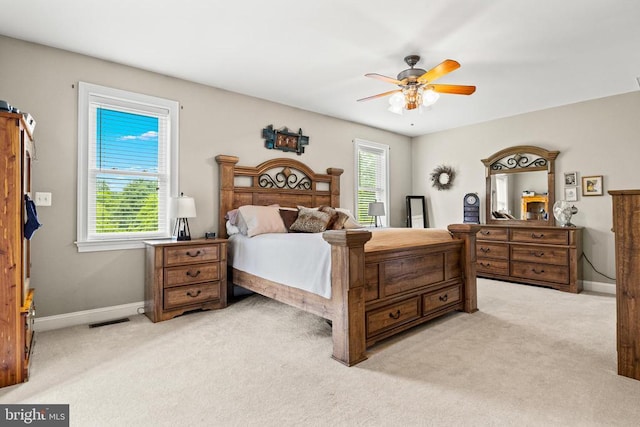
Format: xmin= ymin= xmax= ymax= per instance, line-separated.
xmin=76 ymin=82 xmax=179 ymax=252
xmin=354 ymin=138 xmax=390 ymax=227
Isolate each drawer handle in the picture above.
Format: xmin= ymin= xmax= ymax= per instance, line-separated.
xmin=186 ymin=270 xmax=201 ymax=278
xmin=185 ymin=250 xmax=201 ymax=257
xmin=531 ymin=232 xmax=545 ymax=239
xmin=480 ymin=262 xmax=491 ymax=267
xmin=480 ymin=247 xmax=491 ymax=253
xmin=531 ymin=268 xmax=545 ymax=274
xmin=531 ymin=251 xmax=545 ymax=257
xmin=480 ymin=230 xmax=491 ymax=235
xmin=388 ymin=310 xmax=401 ymax=320
xmin=439 ymin=294 xmax=448 ymax=302
xmin=186 ymin=290 xmax=202 ymax=298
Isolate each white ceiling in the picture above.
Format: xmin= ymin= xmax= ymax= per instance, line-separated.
xmin=2 ymin=0 xmax=639 ymax=137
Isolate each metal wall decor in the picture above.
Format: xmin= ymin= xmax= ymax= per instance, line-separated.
xmin=430 ymin=165 xmax=456 ymax=191
xmin=262 ymin=125 xmax=309 ymax=155
xmin=490 ymin=153 xmax=548 ymax=171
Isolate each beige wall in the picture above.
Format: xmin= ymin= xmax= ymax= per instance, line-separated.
xmin=412 ymin=91 xmax=640 ymax=284
xmin=0 ymin=36 xmax=412 ymax=316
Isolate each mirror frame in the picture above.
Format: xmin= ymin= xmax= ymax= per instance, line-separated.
xmin=481 ymin=145 xmax=559 ymax=226
xmin=406 ymin=195 xmax=428 ymax=228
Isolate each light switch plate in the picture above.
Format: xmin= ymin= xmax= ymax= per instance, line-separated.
xmin=34 ymin=192 xmax=52 ymax=206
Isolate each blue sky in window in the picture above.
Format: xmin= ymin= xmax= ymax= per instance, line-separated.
xmin=96 ymin=108 xmax=159 ymax=173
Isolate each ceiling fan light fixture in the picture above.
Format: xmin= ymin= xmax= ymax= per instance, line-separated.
xmin=388 ymin=92 xmax=404 ymax=115
xmin=422 ymin=88 xmax=440 ymax=107
xmin=402 ymin=86 xmax=423 ymax=110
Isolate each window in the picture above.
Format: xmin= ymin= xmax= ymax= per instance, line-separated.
xmin=77 ymin=82 xmax=178 ymax=252
xmin=354 ymin=139 xmax=390 ymax=227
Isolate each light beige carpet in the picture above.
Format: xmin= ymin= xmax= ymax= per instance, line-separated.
xmin=2 ymin=279 xmax=640 ymax=426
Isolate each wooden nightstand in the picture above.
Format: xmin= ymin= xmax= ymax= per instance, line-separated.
xmin=144 ymin=239 xmax=227 ymax=322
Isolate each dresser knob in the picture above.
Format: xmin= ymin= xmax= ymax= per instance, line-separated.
xmin=532 ymin=268 xmax=545 ymax=274
xmin=439 ymin=294 xmax=449 ymax=302
xmin=186 ymin=290 xmax=202 ymax=298
xmin=185 ymin=250 xmax=201 ymax=257
xmin=531 ymin=232 xmax=544 ymax=239
xmin=186 ymin=270 xmax=201 ymax=278
xmin=480 ymin=247 xmax=491 ymax=253
xmin=532 ymin=251 xmax=545 ymax=257
xmin=388 ymin=310 xmax=401 ymax=320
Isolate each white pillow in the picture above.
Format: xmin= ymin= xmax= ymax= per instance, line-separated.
xmin=226 ymin=220 xmax=241 ymax=236
xmin=238 ymin=205 xmax=287 ymax=237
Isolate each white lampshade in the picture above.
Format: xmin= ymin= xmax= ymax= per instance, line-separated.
xmin=175 ymin=195 xmax=197 ymax=218
xmin=368 ymin=201 xmax=385 ymax=216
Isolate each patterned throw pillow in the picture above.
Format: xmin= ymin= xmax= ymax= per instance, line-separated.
xmin=318 ymin=206 xmax=349 ymax=230
xmin=289 ymin=207 xmax=333 ymax=233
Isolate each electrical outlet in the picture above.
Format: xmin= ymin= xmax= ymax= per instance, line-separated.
xmin=34 ymin=192 xmax=52 ymax=206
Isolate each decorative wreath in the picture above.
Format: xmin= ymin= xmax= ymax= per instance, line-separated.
xmin=430 ymin=165 xmax=456 ymax=191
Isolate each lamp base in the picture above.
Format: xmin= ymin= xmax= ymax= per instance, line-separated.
xmin=174 ymin=218 xmax=192 ymax=241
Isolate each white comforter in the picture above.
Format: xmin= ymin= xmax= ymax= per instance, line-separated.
xmin=228 ymin=232 xmax=332 ymax=298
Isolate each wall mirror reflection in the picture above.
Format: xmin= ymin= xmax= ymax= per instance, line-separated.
xmin=481 ymin=145 xmax=559 ymax=226
xmin=406 ymin=196 xmax=428 ymax=228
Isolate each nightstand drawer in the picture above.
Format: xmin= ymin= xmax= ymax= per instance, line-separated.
xmin=367 ymin=296 xmax=420 ymax=338
xmin=164 ymin=264 xmax=220 ymax=288
xmin=423 ymin=285 xmax=461 ymax=314
xmin=164 ymin=244 xmax=220 ymax=266
xmin=163 ymin=282 xmax=220 ymax=310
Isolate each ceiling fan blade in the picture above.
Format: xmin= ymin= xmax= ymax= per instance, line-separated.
xmin=417 ymin=59 xmax=460 ymax=84
xmin=365 ymin=73 xmax=405 ymax=86
xmin=357 ymin=89 xmax=401 ymax=102
xmin=427 ymin=84 xmax=476 ymax=95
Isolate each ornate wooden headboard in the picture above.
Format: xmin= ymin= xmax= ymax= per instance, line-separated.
xmin=215 ymin=155 xmax=343 ymax=238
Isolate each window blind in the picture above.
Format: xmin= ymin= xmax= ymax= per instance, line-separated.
xmin=87 ymin=101 xmax=170 ymax=240
xmin=355 ymin=140 xmax=389 ymax=225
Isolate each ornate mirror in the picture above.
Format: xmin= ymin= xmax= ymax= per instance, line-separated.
xmin=406 ymin=196 xmax=428 ymax=228
xmin=481 ymin=145 xmax=559 ymax=226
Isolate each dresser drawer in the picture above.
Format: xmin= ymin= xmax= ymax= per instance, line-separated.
xmin=511 ymin=245 xmax=568 ymax=266
xmin=511 ymin=229 xmax=568 ymax=245
xmin=367 ymin=296 xmax=420 ymax=338
xmin=511 ymin=261 xmax=569 ymax=284
xmin=477 ymin=227 xmax=508 ymax=241
xmin=164 ymin=244 xmax=220 ymax=266
xmin=477 ymin=259 xmax=509 ymax=275
xmin=477 ymin=242 xmax=508 ymax=260
xmin=164 ymin=264 xmax=220 ymax=288
xmin=163 ymin=282 xmax=220 ymax=310
xmin=423 ymin=285 xmax=461 ymax=314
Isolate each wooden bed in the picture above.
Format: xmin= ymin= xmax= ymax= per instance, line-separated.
xmin=216 ymin=155 xmax=479 ymax=366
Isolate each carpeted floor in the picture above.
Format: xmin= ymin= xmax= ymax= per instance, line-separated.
xmin=2 ymin=279 xmax=640 ymax=426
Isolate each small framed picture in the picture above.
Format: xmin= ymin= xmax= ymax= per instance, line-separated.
xmin=582 ymin=175 xmax=603 ymax=196
xmin=564 ymin=187 xmax=578 ymax=202
xmin=564 ymin=171 xmax=577 ymax=187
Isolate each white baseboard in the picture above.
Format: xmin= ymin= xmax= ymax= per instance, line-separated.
xmin=583 ymin=280 xmax=616 ymax=295
xmin=34 ymin=301 xmax=145 ymax=332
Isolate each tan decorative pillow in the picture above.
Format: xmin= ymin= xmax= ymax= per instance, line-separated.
xmin=335 ymin=207 xmax=363 ymax=229
xmin=289 ymin=207 xmax=332 ymax=233
xmin=238 ymin=205 xmax=287 ymax=237
xmin=318 ymin=206 xmax=349 ymax=230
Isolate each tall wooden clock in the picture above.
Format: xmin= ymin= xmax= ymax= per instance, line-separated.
xmin=463 ymin=193 xmax=480 ymax=224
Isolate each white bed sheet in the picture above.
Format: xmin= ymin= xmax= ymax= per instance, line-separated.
xmin=228 ymin=232 xmax=332 ymax=299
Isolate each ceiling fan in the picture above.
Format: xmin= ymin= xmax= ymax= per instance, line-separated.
xmin=358 ymin=55 xmax=476 ymax=114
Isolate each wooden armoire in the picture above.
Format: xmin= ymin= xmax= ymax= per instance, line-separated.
xmin=0 ymin=111 xmax=36 ymax=388
xmin=609 ymin=189 xmax=640 ymax=381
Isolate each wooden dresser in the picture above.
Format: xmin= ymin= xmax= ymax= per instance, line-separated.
xmin=476 ymin=224 xmax=582 ymax=293
xmin=609 ymin=189 xmax=640 ymax=381
xmin=144 ymin=239 xmax=228 ymax=322
xmin=1 ymin=112 xmax=36 ymax=388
